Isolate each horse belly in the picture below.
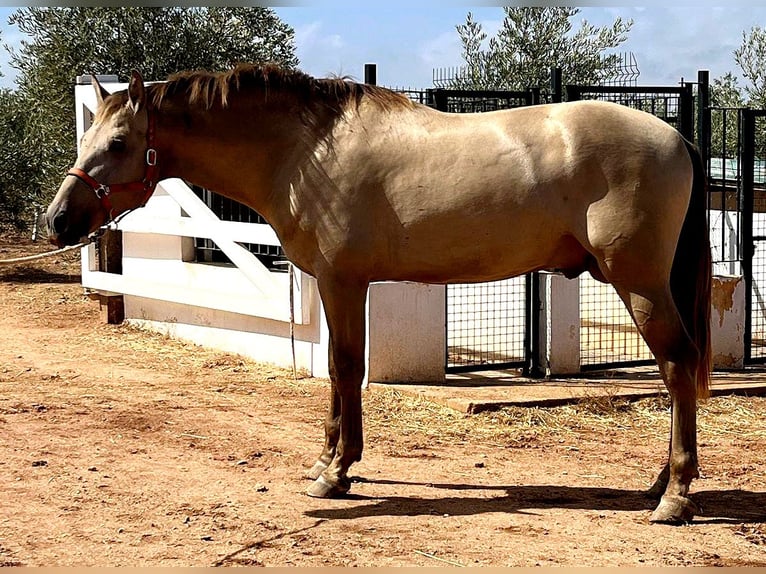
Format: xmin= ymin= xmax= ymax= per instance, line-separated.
xmin=373 ymin=213 xmax=573 ymax=283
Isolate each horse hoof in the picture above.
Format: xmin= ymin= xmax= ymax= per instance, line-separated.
xmin=305 ymin=460 xmax=329 ymax=481
xmin=649 ymin=494 xmax=699 ymax=524
xmin=306 ymin=474 xmax=351 ymax=498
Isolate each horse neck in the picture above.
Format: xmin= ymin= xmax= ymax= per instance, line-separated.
xmin=155 ymin=97 xmax=324 ymax=222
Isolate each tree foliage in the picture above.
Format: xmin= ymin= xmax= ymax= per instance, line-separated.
xmin=708 ymin=73 xmax=745 ymax=159
xmin=734 ymin=26 xmax=766 ymax=108
xmin=454 ymin=8 xmax=633 ymax=91
xmin=710 ymin=72 xmax=745 ymax=108
xmin=0 ymin=89 xmax=38 ymax=229
xmin=2 ymin=7 xmax=298 ymax=228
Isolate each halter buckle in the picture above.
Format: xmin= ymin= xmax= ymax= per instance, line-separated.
xmin=146 ymin=148 xmax=157 ymax=166
xmin=95 ymin=184 xmax=111 ymax=199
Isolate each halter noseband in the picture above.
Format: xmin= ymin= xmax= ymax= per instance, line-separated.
xmin=67 ymin=104 xmax=159 ymax=220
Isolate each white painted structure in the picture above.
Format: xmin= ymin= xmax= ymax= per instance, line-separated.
xmin=77 ymin=79 xmax=747 ymax=383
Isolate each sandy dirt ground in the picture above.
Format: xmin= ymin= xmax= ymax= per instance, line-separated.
xmin=1 ymin=231 xmax=766 ymax=567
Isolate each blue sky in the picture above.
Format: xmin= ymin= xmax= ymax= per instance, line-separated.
xmin=0 ymin=4 xmax=762 ymax=91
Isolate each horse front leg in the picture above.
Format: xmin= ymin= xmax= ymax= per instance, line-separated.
xmin=306 ymin=278 xmax=368 ymax=498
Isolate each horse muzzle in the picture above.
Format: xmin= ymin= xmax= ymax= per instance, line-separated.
xmin=45 ymin=203 xmax=89 ymax=248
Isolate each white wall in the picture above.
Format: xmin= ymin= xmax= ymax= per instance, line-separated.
xmin=366 ymin=282 xmax=446 ymax=383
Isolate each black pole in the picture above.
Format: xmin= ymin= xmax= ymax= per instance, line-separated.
xmin=550 ymin=67 xmax=563 ymax=103
xmin=697 ymin=70 xmax=710 ymax=169
xmin=742 ymin=109 xmax=755 ymax=362
xmin=364 ymin=63 xmax=377 ymax=86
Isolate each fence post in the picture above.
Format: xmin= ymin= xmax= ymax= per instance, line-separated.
xmin=364 ymin=63 xmax=377 ymax=86
xmin=550 ymin=67 xmax=563 ymax=103
xmin=538 ymin=272 xmax=580 ymax=375
xmin=525 ymin=88 xmax=544 ymax=378
xmin=432 ymin=89 xmax=448 ymax=112
xmin=697 ymin=70 xmax=710 ymax=169
xmin=95 ymin=230 xmax=124 ymax=324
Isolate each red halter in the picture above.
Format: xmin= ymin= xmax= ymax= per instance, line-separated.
xmin=66 ymin=105 xmax=159 ymax=220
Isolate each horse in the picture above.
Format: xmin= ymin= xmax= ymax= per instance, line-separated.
xmin=45 ymin=64 xmax=712 ymax=524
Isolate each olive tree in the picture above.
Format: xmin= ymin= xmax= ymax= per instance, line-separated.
xmin=454 ymin=7 xmax=633 ymax=91
xmin=2 ymin=7 xmax=298 ymax=226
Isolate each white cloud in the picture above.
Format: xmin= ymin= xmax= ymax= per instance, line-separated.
xmin=292 ymin=20 xmax=351 ymax=78
xmin=295 ymin=21 xmax=345 ymax=52
xmin=420 ymin=31 xmax=460 ymax=66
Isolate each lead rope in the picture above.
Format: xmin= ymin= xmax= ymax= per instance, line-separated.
xmin=0 ymin=206 xmax=140 ymax=267
xmin=0 ymin=241 xmax=89 ymax=266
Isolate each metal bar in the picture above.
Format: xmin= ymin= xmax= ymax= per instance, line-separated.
xmin=581 ymin=359 xmax=654 ymax=372
xmin=446 ymin=361 xmax=525 ymax=374
xmin=564 ymin=85 xmax=582 ymax=102
xmin=364 ymin=63 xmax=377 ymax=86
xmin=742 ymin=109 xmax=756 ymax=361
xmin=697 ymin=70 xmax=710 ymax=158
xmin=680 ymin=82 xmax=695 ymax=142
xmin=566 ymin=84 xmax=689 ymax=95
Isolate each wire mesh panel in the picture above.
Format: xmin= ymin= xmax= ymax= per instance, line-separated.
xmin=446 ymin=277 xmax=527 ymax=371
xmin=430 ymin=89 xmax=534 ymax=113
xmin=707 ymin=107 xmax=742 ymax=275
xmin=746 ymin=112 xmax=766 ymax=361
xmin=579 ymin=275 xmax=652 ymax=369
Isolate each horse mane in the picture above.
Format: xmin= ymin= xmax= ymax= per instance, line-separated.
xmin=144 ymin=63 xmax=414 ymax=113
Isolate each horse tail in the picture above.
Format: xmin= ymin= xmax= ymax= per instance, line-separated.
xmin=671 ymin=138 xmax=712 ymax=399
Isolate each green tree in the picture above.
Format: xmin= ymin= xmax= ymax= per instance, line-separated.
xmin=708 ymin=73 xmax=745 ymax=164
xmin=0 ymin=89 xmax=38 ymax=229
xmin=454 ymin=8 xmax=633 ymax=91
xmin=734 ymin=26 xmax=766 ymax=108
xmin=732 ymin=28 xmax=766 ymax=160
xmin=710 ymin=72 xmax=745 ymax=108
xmin=3 ymin=7 xmax=298 ymax=226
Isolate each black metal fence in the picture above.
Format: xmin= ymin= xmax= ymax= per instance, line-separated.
xmin=706 ymin=106 xmax=743 ymax=273
xmin=740 ymin=110 xmax=766 ymax=362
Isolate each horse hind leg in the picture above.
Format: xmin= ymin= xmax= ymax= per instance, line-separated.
xmin=613 ymin=284 xmax=702 ymax=523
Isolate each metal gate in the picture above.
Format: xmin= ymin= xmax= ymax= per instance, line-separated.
xmin=740 ymin=109 xmax=766 ymax=362
xmin=702 ymin=103 xmax=766 ymax=363
xmin=566 ymin=83 xmax=696 ymax=369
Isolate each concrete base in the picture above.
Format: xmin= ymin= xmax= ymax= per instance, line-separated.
xmin=369 ymin=365 xmax=766 ymax=414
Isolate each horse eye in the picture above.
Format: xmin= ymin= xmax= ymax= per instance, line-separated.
xmin=108 ymin=139 xmax=126 ymax=153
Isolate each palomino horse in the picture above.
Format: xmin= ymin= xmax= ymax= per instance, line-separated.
xmin=46 ymin=65 xmax=711 ymax=524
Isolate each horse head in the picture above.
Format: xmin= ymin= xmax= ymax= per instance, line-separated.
xmin=46 ymin=70 xmax=158 ymax=247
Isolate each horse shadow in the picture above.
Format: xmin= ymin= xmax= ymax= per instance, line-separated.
xmin=0 ymin=267 xmax=80 ymax=284
xmin=303 ymin=478 xmax=766 ymax=524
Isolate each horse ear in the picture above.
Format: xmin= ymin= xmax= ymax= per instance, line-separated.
xmin=127 ymin=69 xmax=146 ymax=114
xmin=91 ymin=74 xmax=110 ymax=107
